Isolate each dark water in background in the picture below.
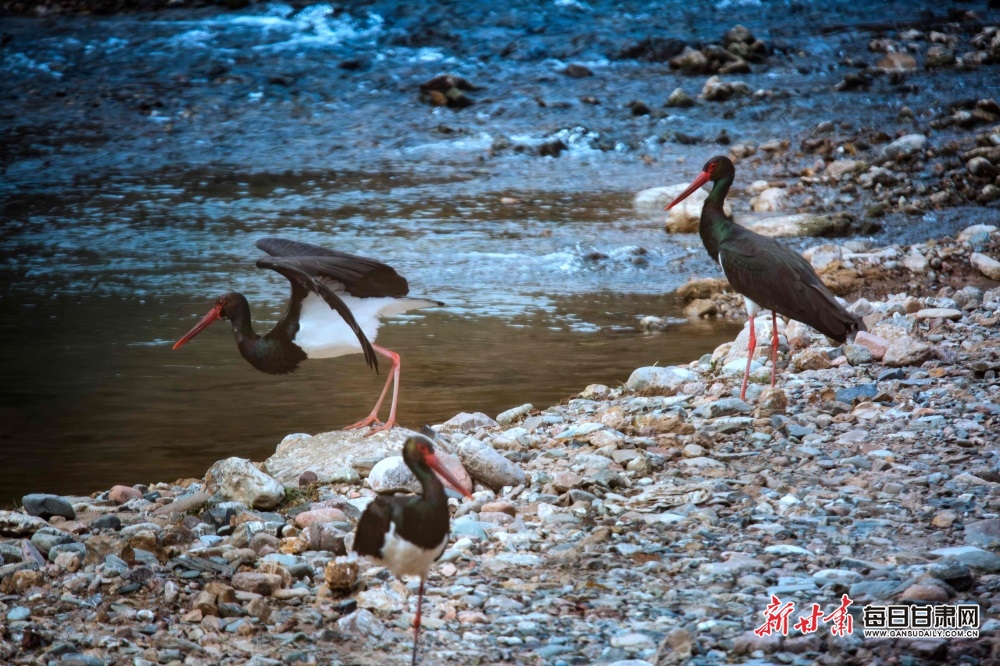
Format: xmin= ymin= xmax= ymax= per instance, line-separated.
xmin=2 ymin=1 xmax=999 ymax=500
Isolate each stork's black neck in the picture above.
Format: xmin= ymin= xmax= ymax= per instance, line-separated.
xmin=394 ymin=456 xmax=450 ymax=548
xmin=699 ymin=172 xmax=736 ymax=263
xmin=227 ymin=293 xmax=306 ymax=375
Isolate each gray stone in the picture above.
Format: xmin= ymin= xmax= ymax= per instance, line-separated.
xmin=263 ymin=428 xmax=418 ymax=486
xmin=31 ymin=528 xmax=75 ymax=556
xmin=843 ymin=343 xmax=872 ymax=365
xmin=813 ymin=569 xmax=863 ymax=585
xmin=964 ymin=519 xmax=1000 ymax=550
xmin=930 ymin=546 xmax=1000 ymax=572
xmin=6 ymin=605 xmax=31 ymax=622
xmin=0 ymin=510 xmax=48 ymax=537
xmin=441 ymin=412 xmax=499 ymax=431
xmin=835 ymin=383 xmax=878 ymax=405
xmin=48 ymin=542 xmax=86 ymax=562
xmin=21 ymin=493 xmax=75 ymax=520
xmin=953 ymin=286 xmax=984 ymax=309
xmin=849 ymin=580 xmax=903 ymax=600
xmin=206 ymin=457 xmax=285 ymax=510
xmin=451 ymin=515 xmax=488 ymax=540
xmin=691 ymin=397 xmax=751 ymax=418
xmin=89 ymin=515 xmax=122 ymax=531
xmin=457 ymin=437 xmax=525 ymax=490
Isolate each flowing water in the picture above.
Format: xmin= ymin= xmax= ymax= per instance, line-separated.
xmin=2 ymin=1 xmax=998 ymax=501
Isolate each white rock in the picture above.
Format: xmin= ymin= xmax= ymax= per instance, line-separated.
xmin=264 ymin=428 xmax=418 ymax=486
xmin=0 ymin=511 xmax=49 ymax=537
xmin=356 ymin=586 xmax=403 ymax=613
xmin=902 ymin=247 xmax=928 ymax=273
xmin=764 ymin=544 xmax=816 ymax=557
xmin=957 ymin=224 xmax=997 ymax=243
xmin=626 ymin=366 xmax=698 ymax=392
xmin=803 ymin=243 xmax=844 ymax=272
xmin=610 ymin=633 xmax=656 ymax=651
xmin=206 ymin=458 xmax=285 ymax=510
xmin=724 ymin=316 xmax=785 ymax=363
xmin=639 ymin=184 xmax=731 ymax=233
xmin=737 ymin=213 xmax=837 ymax=238
xmin=813 ymin=569 xmax=863 ymax=585
xmin=441 ymin=412 xmax=499 ymax=431
xmin=336 ymin=609 xmax=385 ymax=638
xmin=721 ymin=358 xmax=764 ymax=376
xmin=971 ymin=252 xmax=1000 ymax=280
xmin=749 ymin=187 xmax=787 ymax=212
xmin=879 ymin=133 xmax=928 ymax=161
xmin=368 ymin=451 xmax=472 ymax=495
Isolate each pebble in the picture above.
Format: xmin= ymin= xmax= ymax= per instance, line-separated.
xmin=20 ymin=493 xmax=76 ymax=520
xmin=108 ymin=485 xmax=143 ymax=504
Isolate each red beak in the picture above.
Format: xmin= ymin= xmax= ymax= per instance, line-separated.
xmin=425 ymin=452 xmax=473 ymax=499
xmin=664 ymin=170 xmax=712 ymax=210
xmin=173 ymin=304 xmax=222 ymax=350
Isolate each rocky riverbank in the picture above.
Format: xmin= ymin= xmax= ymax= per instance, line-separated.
xmin=1 ymin=224 xmax=999 ymax=665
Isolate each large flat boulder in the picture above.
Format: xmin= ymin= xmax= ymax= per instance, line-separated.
xmin=263 ymin=428 xmax=420 ymax=487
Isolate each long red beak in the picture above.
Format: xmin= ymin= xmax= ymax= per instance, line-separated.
xmin=664 ymin=170 xmax=712 ymax=210
xmin=172 ymin=304 xmax=222 ymax=350
xmin=426 ymin=452 xmax=473 ymax=499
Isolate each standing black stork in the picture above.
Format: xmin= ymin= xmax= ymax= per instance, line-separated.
xmin=665 ymin=156 xmax=865 ymax=400
xmin=353 ymin=433 xmax=473 ymax=666
xmin=172 ymin=237 xmax=441 ymax=432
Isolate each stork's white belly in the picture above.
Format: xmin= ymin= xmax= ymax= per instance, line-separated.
xmin=294 ymin=293 xmax=437 ymax=359
xmin=379 ymin=522 xmax=447 ymax=578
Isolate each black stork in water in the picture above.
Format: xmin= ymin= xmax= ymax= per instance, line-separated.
xmin=353 ymin=432 xmax=473 ymax=666
xmin=665 ymin=156 xmax=865 ymax=400
xmin=172 ymin=237 xmax=441 ymax=432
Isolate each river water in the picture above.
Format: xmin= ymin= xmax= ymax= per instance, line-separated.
xmin=2 ymin=1 xmax=998 ymax=500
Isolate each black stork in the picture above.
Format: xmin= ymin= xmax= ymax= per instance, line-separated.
xmin=353 ymin=433 xmax=473 ymax=666
xmin=665 ymin=156 xmax=865 ymax=400
xmin=172 ymin=237 xmax=441 ymax=432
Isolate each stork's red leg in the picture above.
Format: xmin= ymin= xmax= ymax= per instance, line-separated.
xmin=770 ymin=311 xmax=779 ymax=387
xmin=411 ymin=576 xmax=425 ymax=666
xmin=344 ymin=345 xmax=401 ymax=432
xmin=741 ymin=317 xmax=757 ymax=401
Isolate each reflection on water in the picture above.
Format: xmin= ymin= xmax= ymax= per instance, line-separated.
xmin=0 ymin=292 xmax=740 ymax=502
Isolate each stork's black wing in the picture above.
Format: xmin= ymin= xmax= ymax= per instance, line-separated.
xmin=719 ymin=228 xmax=864 ymax=342
xmin=256 ymin=237 xmax=409 ymax=298
xmin=354 ymin=495 xmax=407 ymax=559
xmin=256 ymin=257 xmax=379 ymax=372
